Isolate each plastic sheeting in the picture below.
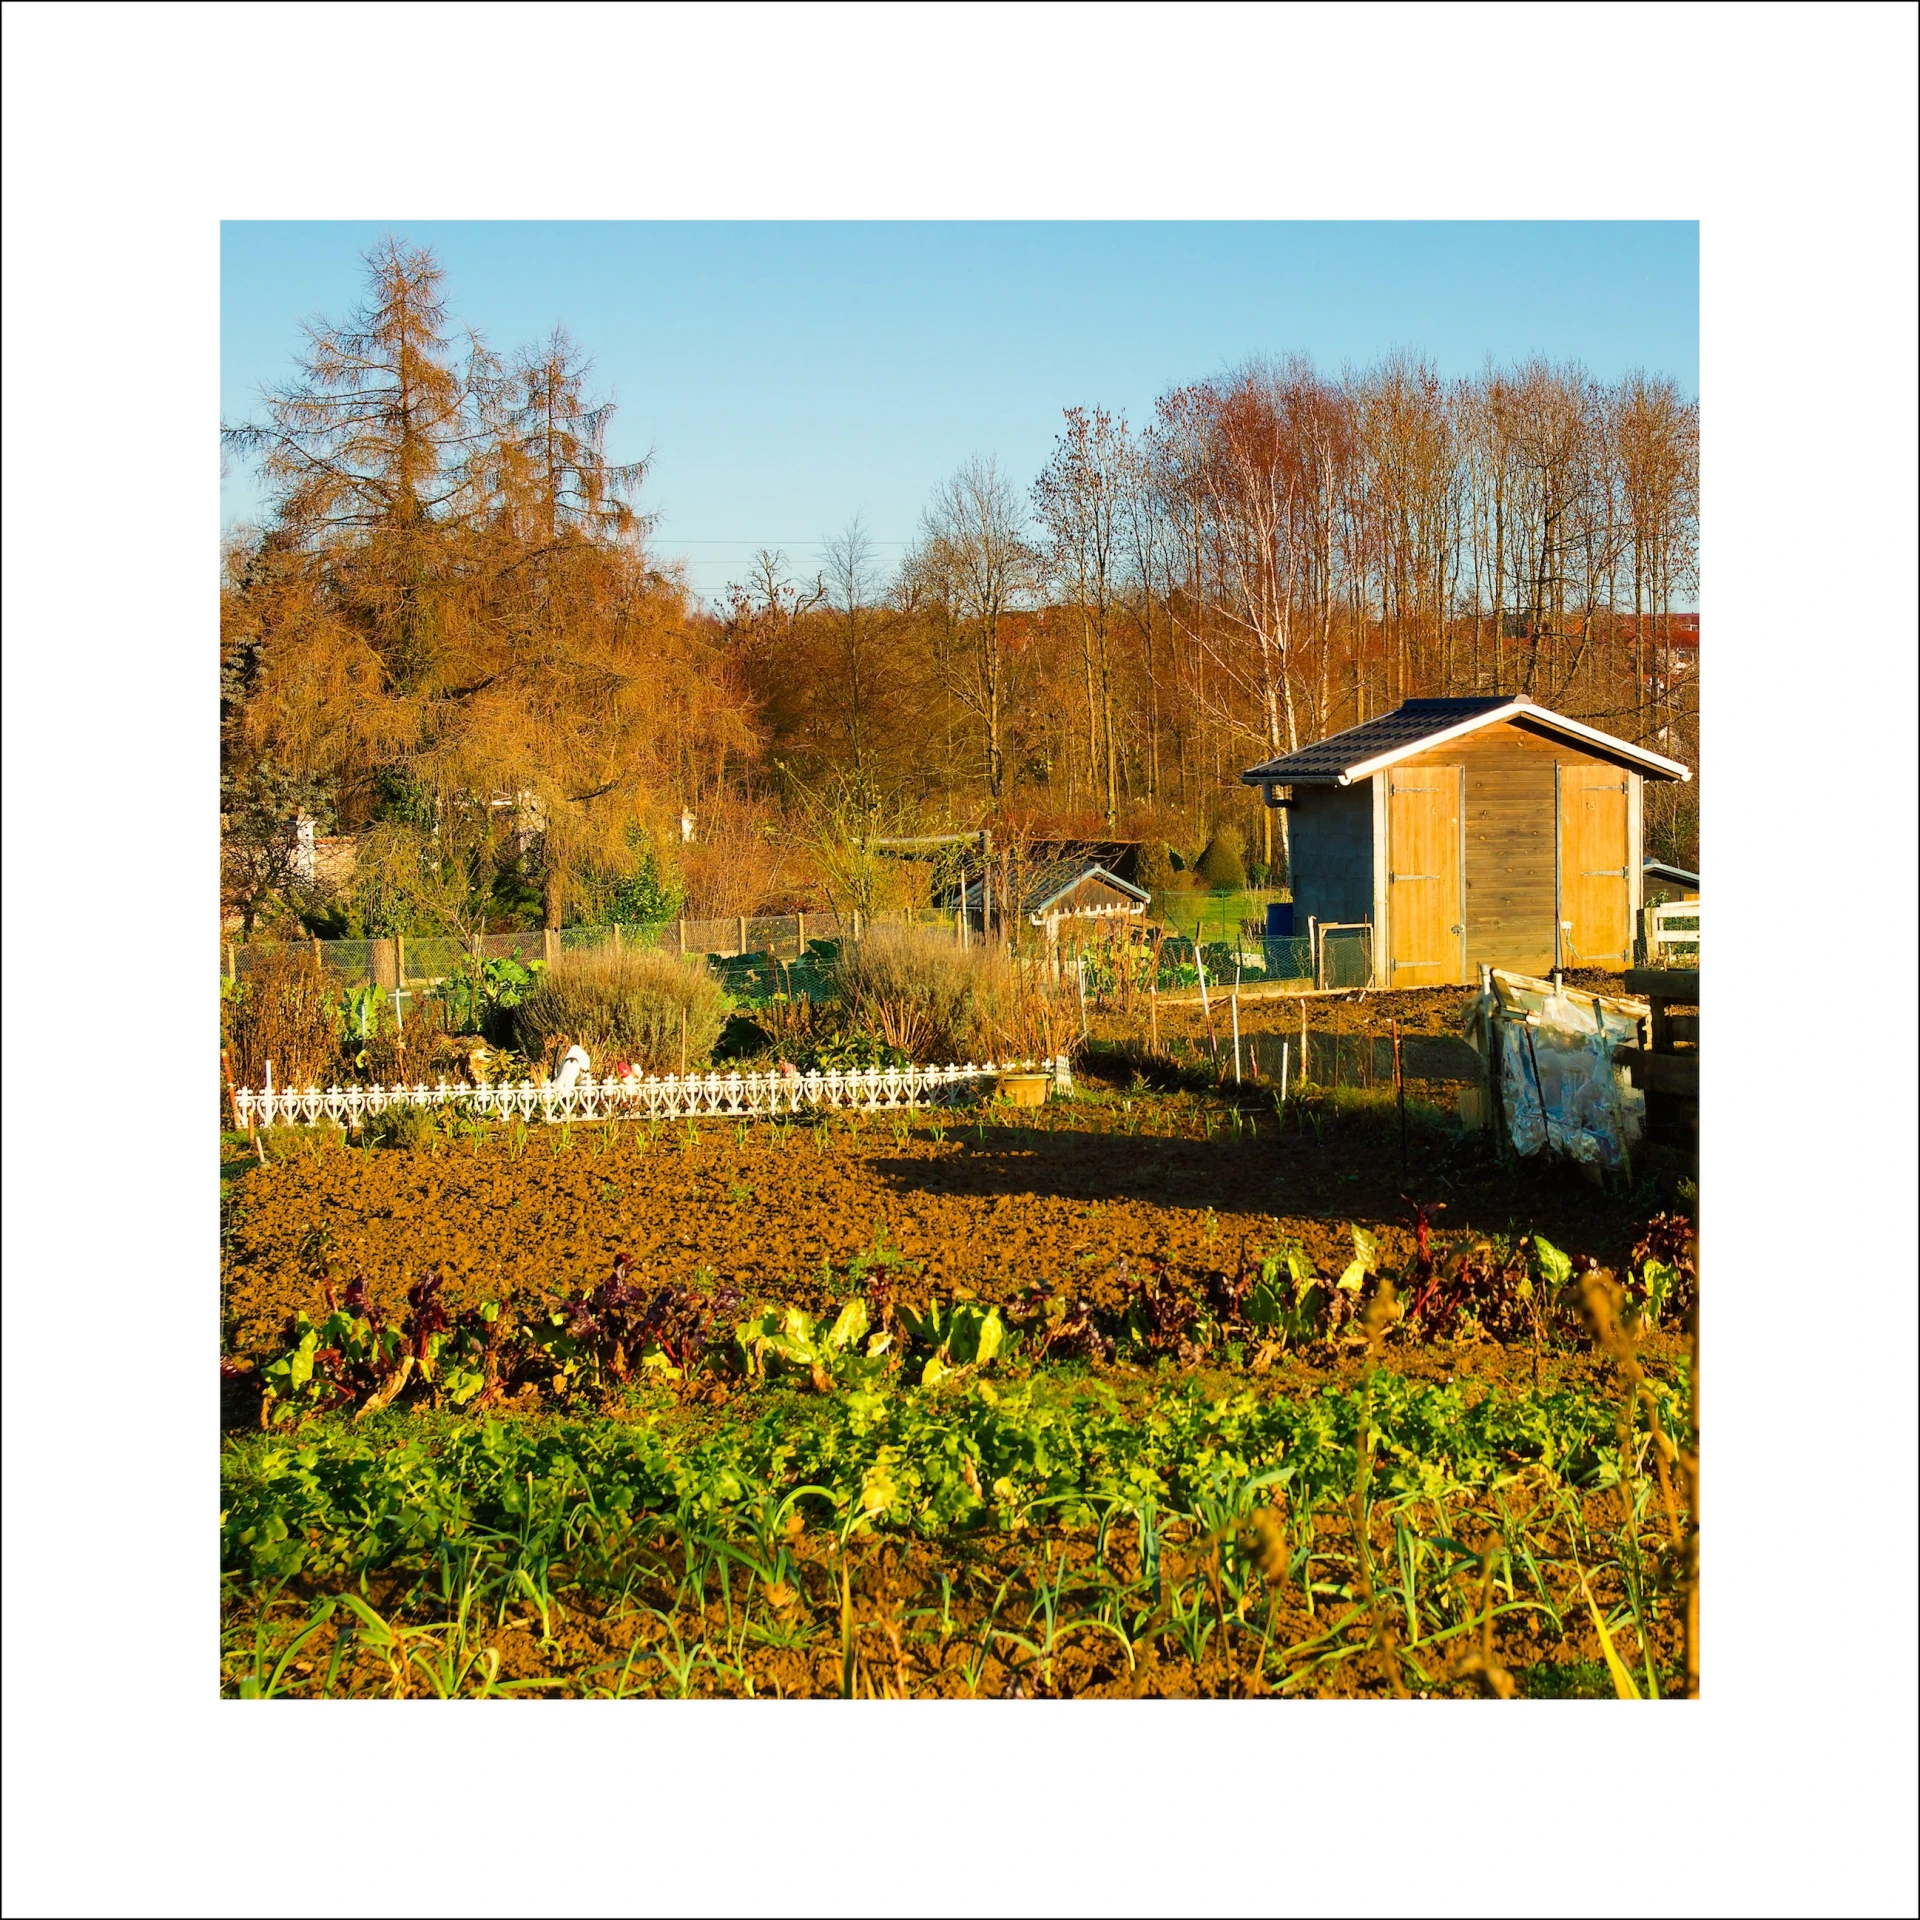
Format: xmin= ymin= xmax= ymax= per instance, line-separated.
xmin=1475 ymin=971 xmax=1648 ymax=1171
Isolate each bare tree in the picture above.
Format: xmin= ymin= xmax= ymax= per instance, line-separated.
xmin=912 ymin=456 xmax=1033 ymax=801
xmin=820 ymin=516 xmax=889 ymax=779
xmin=1035 ymin=409 xmax=1129 ymax=827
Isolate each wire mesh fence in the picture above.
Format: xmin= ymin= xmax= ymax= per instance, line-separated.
xmin=475 ymin=931 xmax=550 ymax=964
xmin=225 ymin=907 xmax=1362 ymax=999
xmin=225 ymin=908 xmax=925 ymax=991
xmin=1317 ymin=924 xmax=1375 ymax=990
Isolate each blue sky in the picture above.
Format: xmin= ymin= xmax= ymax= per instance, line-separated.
xmin=222 ymin=221 xmax=1698 ymax=606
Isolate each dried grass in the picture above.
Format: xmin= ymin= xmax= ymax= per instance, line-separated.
xmin=224 ymin=948 xmax=341 ymax=1090
xmin=514 ymin=945 xmax=729 ymax=1074
xmin=832 ymin=927 xmax=1078 ymax=1064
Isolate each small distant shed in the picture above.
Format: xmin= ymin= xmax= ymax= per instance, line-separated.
xmin=1642 ymin=858 xmax=1699 ymax=902
xmin=961 ymin=860 xmax=1149 ymax=946
xmin=1241 ymin=696 xmax=1691 ymax=983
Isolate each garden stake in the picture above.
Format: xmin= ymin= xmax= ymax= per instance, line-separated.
xmin=1196 ymin=944 xmax=1219 ymax=1062
xmin=1299 ymin=997 xmax=1308 ymax=1087
xmin=1231 ymin=992 xmax=1242 ymax=1084
xmin=1150 ymin=982 xmax=1158 ymax=1053
xmin=679 ymin=1005 xmax=688 ymax=1079
xmin=1392 ymin=1018 xmax=1407 ymax=1177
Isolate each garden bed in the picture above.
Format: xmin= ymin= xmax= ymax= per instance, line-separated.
xmin=219 ymin=970 xmax=1696 ymax=1702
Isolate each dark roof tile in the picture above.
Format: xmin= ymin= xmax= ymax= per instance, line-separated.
xmin=1242 ymin=698 xmax=1513 ymax=782
xmin=1241 ymin=696 xmax=1690 ymax=783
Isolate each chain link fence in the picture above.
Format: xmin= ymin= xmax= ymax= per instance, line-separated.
xmin=226 ymin=908 xmax=1382 ymax=1000
xmin=225 ymin=907 xmax=951 ymax=992
xmin=1316 ymin=923 xmax=1375 ymax=990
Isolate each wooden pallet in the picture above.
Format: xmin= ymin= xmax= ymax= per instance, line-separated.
xmin=1621 ymin=967 xmax=1700 ymax=1117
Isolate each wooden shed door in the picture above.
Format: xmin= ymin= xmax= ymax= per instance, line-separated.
xmin=1557 ymin=766 xmax=1631 ymax=967
xmin=1387 ymin=766 xmax=1464 ymax=985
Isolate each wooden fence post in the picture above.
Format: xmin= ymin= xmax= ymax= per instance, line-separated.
xmin=739 ymin=914 xmax=748 ymax=957
xmin=678 ymin=919 xmax=687 ymax=957
xmin=225 ymin=943 xmax=236 ymax=983
xmin=612 ymin=924 xmax=622 ymax=953
xmin=797 ymin=910 xmax=807 ymax=953
xmin=394 ymin=933 xmax=407 ymax=987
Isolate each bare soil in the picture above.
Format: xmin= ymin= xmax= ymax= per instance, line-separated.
xmin=223 ymin=1016 xmax=1689 ymax=1395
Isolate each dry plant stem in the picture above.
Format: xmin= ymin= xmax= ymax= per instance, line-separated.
xmin=1457 ymin=1539 xmax=1515 ymax=1697
xmin=1580 ymin=1270 xmax=1648 ymax=1523
xmin=1349 ymin=1283 xmax=1408 ymax=1697
xmin=1684 ymin=1297 xmax=1700 ymax=1699
xmin=1392 ymin=1018 xmax=1407 ymax=1176
xmin=838 ymin=1549 xmax=856 ymax=1700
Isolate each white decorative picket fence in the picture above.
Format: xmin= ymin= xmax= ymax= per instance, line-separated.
xmin=231 ymin=1056 xmax=1071 ymax=1132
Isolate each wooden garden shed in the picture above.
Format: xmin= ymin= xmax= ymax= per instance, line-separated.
xmin=959 ymin=859 xmax=1149 ymax=946
xmin=1241 ymin=696 xmax=1691 ymax=984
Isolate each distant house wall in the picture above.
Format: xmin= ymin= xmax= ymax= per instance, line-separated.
xmin=313 ymin=834 xmax=358 ymax=890
xmin=1286 ymin=784 xmax=1374 ymax=929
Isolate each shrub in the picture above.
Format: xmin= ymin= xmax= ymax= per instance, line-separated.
xmin=832 ymin=927 xmax=1077 ymax=1064
xmin=261 ymin=1122 xmax=348 ymax=1162
xmin=831 ymin=926 xmax=989 ymax=1062
xmin=982 ymin=956 xmax=1079 ymax=1062
xmin=513 ymin=945 xmax=729 ymax=1074
xmin=354 ymin=992 xmax=450 ymax=1085
xmin=1197 ymin=825 xmax=1248 ymax=892
xmin=1135 ymin=840 xmax=1176 ymax=896
xmin=224 ymin=947 xmax=342 ymax=1090
xmin=363 ymin=1105 xmax=445 ymax=1152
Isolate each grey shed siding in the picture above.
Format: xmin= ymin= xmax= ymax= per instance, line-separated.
xmin=1286 ymin=784 xmax=1374 ymax=928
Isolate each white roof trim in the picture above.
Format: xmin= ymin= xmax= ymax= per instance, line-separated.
xmin=1335 ymin=698 xmax=1691 ymax=784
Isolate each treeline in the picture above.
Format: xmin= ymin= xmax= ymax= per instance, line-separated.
xmin=221 ymin=238 xmax=1698 ymax=937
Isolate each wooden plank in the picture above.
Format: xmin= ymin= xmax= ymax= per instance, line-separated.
xmin=1618 ymin=1047 xmax=1699 ymax=1096
xmin=1559 ymin=764 xmax=1631 ymax=965
xmin=1387 ymin=764 xmax=1462 ymax=985
xmin=1624 ymin=968 xmax=1702 ymax=1001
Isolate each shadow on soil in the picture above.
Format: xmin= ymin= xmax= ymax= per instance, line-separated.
xmin=861 ymin=1121 xmax=1691 ymax=1268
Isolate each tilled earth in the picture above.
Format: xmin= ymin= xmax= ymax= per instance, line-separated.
xmin=230 ymin=1486 xmax=1684 ymax=1701
xmin=222 ymin=1073 xmax=1687 ymax=1386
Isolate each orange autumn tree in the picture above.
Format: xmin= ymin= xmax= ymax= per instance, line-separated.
xmin=222 ymin=239 xmax=755 ymax=935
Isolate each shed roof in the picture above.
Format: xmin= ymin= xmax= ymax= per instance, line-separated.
xmin=959 ymin=860 xmax=1149 ymax=916
xmin=1239 ymin=696 xmax=1691 ymax=787
xmin=1643 ymin=858 xmax=1699 ymax=889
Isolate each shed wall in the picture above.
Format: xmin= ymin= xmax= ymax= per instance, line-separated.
xmin=1286 ymin=784 xmax=1374 ymax=930
xmin=1397 ymin=720 xmax=1628 ymax=976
